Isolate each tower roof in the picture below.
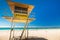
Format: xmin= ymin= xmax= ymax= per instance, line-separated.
xmin=8 ymin=1 xmax=34 ymax=14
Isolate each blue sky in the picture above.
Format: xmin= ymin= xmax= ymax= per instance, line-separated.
xmin=0 ymin=0 xmax=60 ymax=28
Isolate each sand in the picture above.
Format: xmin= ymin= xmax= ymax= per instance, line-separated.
xmin=0 ymin=29 xmax=60 ymax=40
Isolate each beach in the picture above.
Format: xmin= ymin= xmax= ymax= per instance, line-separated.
xmin=0 ymin=29 xmax=60 ymax=40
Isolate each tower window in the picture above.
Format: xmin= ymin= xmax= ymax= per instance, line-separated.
xmin=14 ymin=6 xmax=28 ymax=14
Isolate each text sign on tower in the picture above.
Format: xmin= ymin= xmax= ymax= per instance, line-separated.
xmin=14 ymin=6 xmax=28 ymax=19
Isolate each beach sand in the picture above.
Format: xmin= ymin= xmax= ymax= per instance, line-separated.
xmin=0 ymin=29 xmax=60 ymax=40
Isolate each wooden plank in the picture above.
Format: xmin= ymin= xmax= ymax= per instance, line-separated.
xmin=3 ymin=16 xmax=34 ymax=23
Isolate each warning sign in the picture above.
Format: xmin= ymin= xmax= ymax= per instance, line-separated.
xmin=14 ymin=13 xmax=28 ymax=19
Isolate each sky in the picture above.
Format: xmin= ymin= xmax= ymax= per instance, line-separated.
xmin=0 ymin=0 xmax=60 ymax=28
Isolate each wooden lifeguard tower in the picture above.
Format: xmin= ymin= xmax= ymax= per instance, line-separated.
xmin=3 ymin=0 xmax=34 ymax=40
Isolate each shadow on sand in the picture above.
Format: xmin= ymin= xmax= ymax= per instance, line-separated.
xmin=22 ymin=37 xmax=48 ymax=40
xmin=14 ymin=36 xmax=48 ymax=40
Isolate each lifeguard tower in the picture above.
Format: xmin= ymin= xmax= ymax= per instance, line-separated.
xmin=3 ymin=0 xmax=34 ymax=40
